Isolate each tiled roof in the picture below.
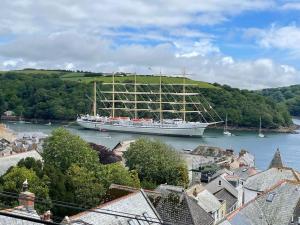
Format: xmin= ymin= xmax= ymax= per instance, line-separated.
xmin=0 ymin=206 xmax=41 ymax=225
xmin=231 ymin=167 xmax=258 ymax=181
xmin=0 ymin=150 xmax=42 ymax=176
xmin=152 ymin=185 xmax=214 ymax=225
xmin=195 ymin=189 xmax=221 ymax=213
xmin=68 ymin=190 xmax=161 ymax=225
xmin=214 ymin=189 xmax=237 ymax=213
xmin=154 ymin=193 xmax=214 ymax=225
xmin=228 ymin=181 xmax=300 ymax=225
xmin=244 ymin=167 xmax=300 ymax=192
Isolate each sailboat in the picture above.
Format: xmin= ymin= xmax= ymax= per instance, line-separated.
xmin=76 ymin=72 xmax=222 ymax=137
xmin=223 ymin=114 xmax=232 ymax=136
xmin=258 ymin=116 xmax=265 ymax=138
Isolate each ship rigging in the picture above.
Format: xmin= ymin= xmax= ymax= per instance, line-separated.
xmin=77 ymin=72 xmax=223 ymax=137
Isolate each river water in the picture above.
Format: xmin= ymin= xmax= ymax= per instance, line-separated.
xmin=3 ymin=119 xmax=300 ymax=171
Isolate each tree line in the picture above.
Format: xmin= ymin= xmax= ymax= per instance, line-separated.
xmin=0 ymin=71 xmax=292 ymax=128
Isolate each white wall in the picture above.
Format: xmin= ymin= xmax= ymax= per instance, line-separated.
xmin=243 ymin=188 xmax=259 ymax=204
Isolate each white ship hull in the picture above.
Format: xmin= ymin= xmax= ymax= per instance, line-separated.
xmin=76 ymin=118 xmax=208 ymax=137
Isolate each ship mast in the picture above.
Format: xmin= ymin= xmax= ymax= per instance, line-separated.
xmin=159 ymin=70 xmax=163 ymax=125
xmin=93 ymin=81 xmax=97 ymax=117
xmin=182 ymin=68 xmax=186 ymax=122
xmin=112 ymin=72 xmax=115 ymax=118
xmin=134 ymin=72 xmax=137 ymax=119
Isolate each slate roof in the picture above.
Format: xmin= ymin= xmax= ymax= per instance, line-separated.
xmin=231 ymin=167 xmax=258 ymax=181
xmin=0 ymin=206 xmax=41 ymax=225
xmin=68 ymin=190 xmax=162 ymax=225
xmin=227 ymin=181 xmax=300 ymax=225
xmin=0 ymin=150 xmax=42 ymax=176
xmin=154 ymin=193 xmax=214 ymax=225
xmin=195 ymin=189 xmax=221 ymax=213
xmin=214 ymin=189 xmax=237 ymax=213
xmin=244 ymin=167 xmax=300 ymax=192
xmin=153 ymin=185 xmax=214 ymax=225
xmin=268 ymin=148 xmax=284 ymax=169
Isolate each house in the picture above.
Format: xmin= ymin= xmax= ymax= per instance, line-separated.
xmin=154 ymin=184 xmax=214 ymax=225
xmin=223 ymin=180 xmax=300 ymax=225
xmin=205 ymin=173 xmax=241 ymax=209
xmin=230 ymin=167 xmax=258 ymax=186
xmin=214 ymin=189 xmax=237 ymax=214
xmin=0 ymin=180 xmax=52 ymax=224
xmin=64 ymin=187 xmax=162 ymax=225
xmin=186 ymin=184 xmax=226 ymax=223
xmin=0 ymin=150 xmax=42 ymax=176
xmin=243 ymin=149 xmax=300 ymax=203
xmin=236 ymin=150 xmax=255 ymax=168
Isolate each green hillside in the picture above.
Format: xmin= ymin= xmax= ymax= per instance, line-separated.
xmin=0 ymin=69 xmax=292 ymax=128
xmin=260 ymin=85 xmax=300 ymax=117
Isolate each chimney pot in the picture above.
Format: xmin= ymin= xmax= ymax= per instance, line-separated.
xmin=18 ymin=179 xmax=35 ymax=210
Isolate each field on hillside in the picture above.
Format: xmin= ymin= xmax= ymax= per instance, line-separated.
xmin=0 ymin=69 xmax=217 ymax=88
xmin=61 ymin=73 xmax=216 ymax=88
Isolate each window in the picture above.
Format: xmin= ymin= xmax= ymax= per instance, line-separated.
xmin=266 ymin=192 xmax=276 ymax=202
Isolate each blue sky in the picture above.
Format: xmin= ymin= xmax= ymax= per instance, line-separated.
xmin=0 ymin=0 xmax=300 ymax=89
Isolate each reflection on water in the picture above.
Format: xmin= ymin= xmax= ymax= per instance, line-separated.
xmin=3 ymin=119 xmax=300 ymax=171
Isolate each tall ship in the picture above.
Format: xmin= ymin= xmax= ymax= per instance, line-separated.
xmin=77 ymin=72 xmax=222 ymax=137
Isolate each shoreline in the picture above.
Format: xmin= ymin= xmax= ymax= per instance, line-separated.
xmin=1 ymin=118 xmax=299 ymax=134
xmin=209 ymin=124 xmax=300 ymax=134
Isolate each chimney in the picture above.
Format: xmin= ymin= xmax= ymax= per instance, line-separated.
xmin=18 ymin=179 xmax=35 ymax=211
xmin=41 ymin=210 xmax=52 ymax=221
xmin=61 ymin=216 xmax=71 ymax=225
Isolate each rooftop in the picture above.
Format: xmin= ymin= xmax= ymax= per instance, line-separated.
xmin=268 ymin=148 xmax=284 ymax=169
xmin=0 ymin=150 xmax=42 ymax=176
xmin=244 ymin=167 xmax=300 ymax=192
xmin=68 ymin=190 xmax=161 ymax=225
xmin=231 ymin=167 xmax=258 ymax=181
xmin=227 ymin=180 xmax=300 ymax=225
xmin=214 ymin=188 xmax=237 ymax=213
xmin=194 ymin=189 xmax=222 ymax=213
xmin=0 ymin=206 xmax=41 ymax=225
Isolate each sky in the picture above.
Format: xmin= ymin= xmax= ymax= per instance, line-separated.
xmin=0 ymin=0 xmax=300 ymax=89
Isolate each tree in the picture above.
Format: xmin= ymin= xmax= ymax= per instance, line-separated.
xmin=66 ymin=164 xmax=105 ymax=210
xmin=96 ymin=163 xmax=140 ymax=189
xmin=0 ymin=167 xmax=51 ymax=213
xmin=124 ymin=138 xmax=189 ymax=188
xmin=17 ymin=157 xmax=44 ymax=178
xmin=43 ymin=128 xmax=99 ymax=172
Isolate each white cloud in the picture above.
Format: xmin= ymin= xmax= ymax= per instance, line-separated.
xmin=282 ymin=2 xmax=300 ymax=10
xmin=1 ymin=31 xmax=299 ymax=90
xmin=175 ymin=39 xmax=220 ymax=58
xmin=245 ymin=24 xmax=300 ymax=59
xmin=0 ymin=0 xmax=276 ymax=36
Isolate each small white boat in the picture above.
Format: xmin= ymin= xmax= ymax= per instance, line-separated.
xmin=258 ymin=116 xmax=265 ymax=138
xmin=45 ymin=122 xmax=52 ymax=126
xmin=223 ymin=114 xmax=232 ymax=136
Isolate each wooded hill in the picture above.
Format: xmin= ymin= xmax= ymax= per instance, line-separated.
xmin=0 ymin=69 xmax=292 ymax=128
xmin=260 ymin=85 xmax=300 ymax=117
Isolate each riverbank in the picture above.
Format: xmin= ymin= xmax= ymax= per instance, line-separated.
xmin=210 ymin=123 xmax=300 ymax=134
xmin=2 ymin=118 xmax=299 ymax=134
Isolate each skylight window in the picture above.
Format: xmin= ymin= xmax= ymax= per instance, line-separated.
xmin=266 ymin=192 xmax=276 ymax=202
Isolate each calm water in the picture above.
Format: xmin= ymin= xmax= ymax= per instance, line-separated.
xmin=4 ymin=119 xmax=300 ymax=171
